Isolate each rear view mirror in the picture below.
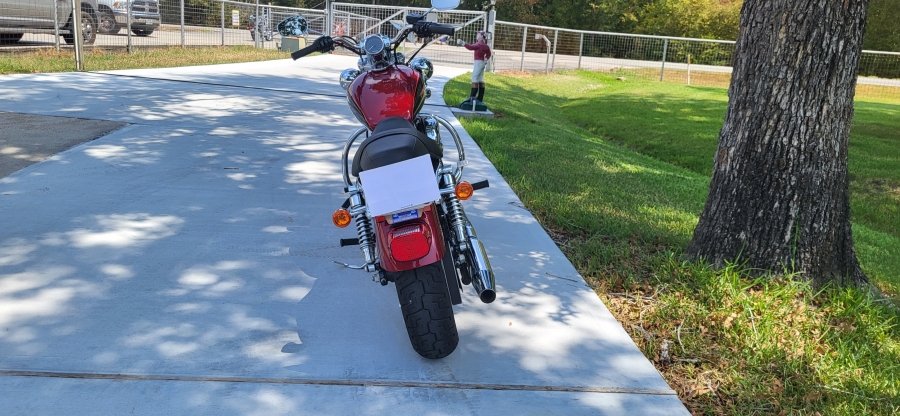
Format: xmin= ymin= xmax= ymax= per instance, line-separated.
xmin=431 ymin=0 xmax=460 ymax=11
xmin=277 ymin=15 xmax=309 ymax=37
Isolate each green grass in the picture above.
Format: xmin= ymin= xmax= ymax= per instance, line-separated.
xmin=445 ymin=70 xmax=900 ymax=415
xmin=0 ymin=46 xmax=287 ymax=74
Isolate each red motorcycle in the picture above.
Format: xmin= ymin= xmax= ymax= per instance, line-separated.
xmin=279 ymin=0 xmax=496 ymax=359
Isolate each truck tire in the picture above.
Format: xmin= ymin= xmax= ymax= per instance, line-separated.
xmin=63 ymin=9 xmax=97 ymax=45
xmin=132 ymin=29 xmax=153 ymax=36
xmin=98 ymin=11 xmax=119 ymax=35
xmin=394 ymin=262 xmax=459 ymax=359
xmin=0 ymin=33 xmax=24 ymax=44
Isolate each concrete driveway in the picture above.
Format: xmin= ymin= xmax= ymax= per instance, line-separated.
xmin=0 ymin=56 xmax=688 ymax=415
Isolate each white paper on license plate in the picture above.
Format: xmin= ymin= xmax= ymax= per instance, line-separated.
xmin=359 ymin=155 xmax=440 ymax=217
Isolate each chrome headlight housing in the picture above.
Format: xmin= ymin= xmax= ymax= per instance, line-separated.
xmin=360 ymin=34 xmax=393 ymax=71
xmin=339 ymin=68 xmax=360 ymax=90
xmin=409 ymin=57 xmax=434 ymax=81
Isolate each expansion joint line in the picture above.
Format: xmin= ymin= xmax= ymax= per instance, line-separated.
xmin=0 ymin=370 xmax=677 ymax=396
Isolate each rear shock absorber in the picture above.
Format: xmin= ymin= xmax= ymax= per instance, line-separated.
xmin=441 ymin=170 xmax=469 ymax=251
xmin=347 ymin=185 xmax=378 ymax=272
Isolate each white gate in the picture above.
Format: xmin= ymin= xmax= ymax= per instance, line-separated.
xmin=330 ymin=2 xmax=488 ymax=67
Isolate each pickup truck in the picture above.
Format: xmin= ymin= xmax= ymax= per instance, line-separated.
xmin=0 ymin=0 xmax=99 ymax=45
xmin=96 ymin=0 xmax=160 ymax=36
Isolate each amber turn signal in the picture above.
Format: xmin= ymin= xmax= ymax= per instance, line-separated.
xmin=332 ymin=209 xmax=352 ymax=228
xmin=455 ymin=181 xmax=474 ymax=200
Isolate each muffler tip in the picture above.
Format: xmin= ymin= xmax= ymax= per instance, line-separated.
xmin=479 ymin=290 xmax=496 ymax=304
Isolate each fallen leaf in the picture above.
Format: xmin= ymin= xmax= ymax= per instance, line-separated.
xmin=723 ymin=312 xmax=738 ymax=329
xmin=804 ymin=391 xmax=823 ymax=403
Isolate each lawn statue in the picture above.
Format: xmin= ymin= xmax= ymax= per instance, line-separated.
xmin=458 ymin=30 xmax=491 ymax=111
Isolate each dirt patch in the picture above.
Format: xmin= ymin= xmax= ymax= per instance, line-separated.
xmin=0 ymin=112 xmax=126 ymax=178
xmin=496 ymin=70 xmax=534 ymax=78
xmin=858 ymin=178 xmax=900 ymax=199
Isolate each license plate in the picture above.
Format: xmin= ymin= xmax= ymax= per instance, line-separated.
xmin=358 ymin=155 xmax=441 ymax=217
xmin=142 ymin=19 xmax=155 ymax=25
xmin=391 ymin=209 xmax=419 ymax=223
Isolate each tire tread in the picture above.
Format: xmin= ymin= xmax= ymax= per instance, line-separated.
xmin=394 ymin=263 xmax=459 ymax=359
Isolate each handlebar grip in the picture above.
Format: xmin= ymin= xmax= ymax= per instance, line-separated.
xmin=291 ymin=43 xmax=320 ymax=60
xmin=429 ymin=24 xmax=455 ymax=36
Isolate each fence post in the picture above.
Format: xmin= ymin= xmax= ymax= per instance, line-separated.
xmin=326 ymin=0 xmax=333 ymax=36
xmin=577 ymin=32 xmax=583 ymax=70
xmin=687 ymin=54 xmax=692 ymax=85
xmin=551 ymin=29 xmax=557 ymax=71
xmin=126 ymin=1 xmax=132 ymax=53
xmin=488 ymin=9 xmax=496 ymax=72
xmin=53 ymin=0 xmax=60 ymax=52
xmin=255 ymin=0 xmax=260 ymax=48
xmin=72 ymin=0 xmax=83 ymax=71
xmin=520 ymin=26 xmax=527 ymax=71
xmin=221 ymin=2 xmax=225 ymax=46
xmin=180 ymin=0 xmax=185 ymax=47
xmin=401 ymin=10 xmax=407 ymax=55
xmin=660 ymin=38 xmax=669 ymax=82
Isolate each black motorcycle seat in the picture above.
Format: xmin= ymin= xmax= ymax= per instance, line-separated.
xmin=351 ymin=117 xmax=443 ymax=177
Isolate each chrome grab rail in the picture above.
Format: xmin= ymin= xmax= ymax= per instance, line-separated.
xmin=342 ymin=127 xmax=369 ymax=187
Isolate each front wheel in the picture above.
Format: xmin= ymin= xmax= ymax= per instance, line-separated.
xmin=132 ymin=29 xmax=153 ymax=36
xmin=394 ymin=262 xmax=459 ymax=359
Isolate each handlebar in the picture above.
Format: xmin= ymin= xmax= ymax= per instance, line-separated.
xmin=289 ymin=22 xmax=454 ymax=61
xmin=291 ymin=37 xmax=362 ymax=60
xmin=422 ymin=22 xmax=455 ymax=36
xmin=291 ymin=43 xmax=319 ymax=60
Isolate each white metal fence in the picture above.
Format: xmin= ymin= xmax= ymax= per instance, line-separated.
xmin=1 ymin=1 xmax=898 ymax=100
xmin=488 ymin=20 xmax=899 ymax=100
xmin=330 ymin=2 xmax=486 ymax=67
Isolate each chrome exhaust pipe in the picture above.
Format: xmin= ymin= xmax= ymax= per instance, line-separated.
xmin=466 ymin=225 xmax=496 ymax=303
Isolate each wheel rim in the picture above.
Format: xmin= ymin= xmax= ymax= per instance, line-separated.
xmin=100 ymin=15 xmax=114 ymax=32
xmin=82 ymin=15 xmax=93 ymax=41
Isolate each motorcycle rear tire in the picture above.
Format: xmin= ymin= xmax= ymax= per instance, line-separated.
xmin=394 ymin=262 xmax=459 ymax=359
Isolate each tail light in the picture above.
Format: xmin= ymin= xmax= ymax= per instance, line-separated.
xmin=388 ymin=223 xmax=431 ymax=262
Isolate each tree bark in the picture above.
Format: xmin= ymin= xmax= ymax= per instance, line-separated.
xmin=684 ymin=0 xmax=870 ymax=287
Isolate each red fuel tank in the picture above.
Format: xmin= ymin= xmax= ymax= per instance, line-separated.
xmin=347 ymin=65 xmax=426 ymax=130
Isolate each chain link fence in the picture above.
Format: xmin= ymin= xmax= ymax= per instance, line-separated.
xmin=0 ymin=0 xmax=324 ymax=51
xmin=0 ymin=0 xmax=97 ymax=51
xmin=1 ymin=1 xmax=898 ymax=100
xmin=490 ymin=20 xmax=897 ymax=101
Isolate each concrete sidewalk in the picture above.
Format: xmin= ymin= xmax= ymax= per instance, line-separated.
xmin=0 ymin=56 xmax=688 ymax=415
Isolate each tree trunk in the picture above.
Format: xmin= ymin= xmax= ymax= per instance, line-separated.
xmin=684 ymin=0 xmax=870 ymax=287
